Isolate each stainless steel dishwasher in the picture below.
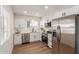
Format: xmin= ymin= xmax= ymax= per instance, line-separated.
xmin=22 ymin=33 xmax=30 ymax=44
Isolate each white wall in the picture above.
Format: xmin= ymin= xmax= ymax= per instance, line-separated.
xmin=0 ymin=6 xmax=14 ymax=54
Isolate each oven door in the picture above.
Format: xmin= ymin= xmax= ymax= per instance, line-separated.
xmin=42 ymin=34 xmax=48 ymax=44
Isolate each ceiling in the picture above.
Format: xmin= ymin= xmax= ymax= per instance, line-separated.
xmin=11 ymin=5 xmax=75 ymax=17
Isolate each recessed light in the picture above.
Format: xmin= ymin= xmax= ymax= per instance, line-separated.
xmin=24 ymin=11 xmax=27 ymax=13
xmin=44 ymin=6 xmax=48 ymax=9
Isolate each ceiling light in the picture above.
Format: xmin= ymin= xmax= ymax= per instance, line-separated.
xmin=24 ymin=11 xmax=27 ymax=13
xmin=44 ymin=6 xmax=48 ymax=9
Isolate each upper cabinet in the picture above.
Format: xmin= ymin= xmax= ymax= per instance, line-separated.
xmin=62 ymin=6 xmax=79 ymax=16
xmin=45 ymin=21 xmax=51 ymax=28
xmin=52 ymin=6 xmax=79 ymax=19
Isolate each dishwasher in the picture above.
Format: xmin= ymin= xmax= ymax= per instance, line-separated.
xmin=22 ymin=33 xmax=30 ymax=44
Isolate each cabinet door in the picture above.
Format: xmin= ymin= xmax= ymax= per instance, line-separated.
xmin=35 ymin=33 xmax=41 ymax=41
xmin=53 ymin=12 xmax=62 ymax=19
xmin=53 ymin=6 xmax=79 ymax=19
xmin=48 ymin=34 xmax=52 ymax=41
xmin=48 ymin=34 xmax=52 ymax=48
xmin=48 ymin=40 xmax=52 ymax=48
xmin=62 ymin=8 xmax=74 ymax=17
xmin=66 ymin=6 xmax=79 ymax=16
xmin=30 ymin=33 xmax=41 ymax=42
xmin=30 ymin=33 xmax=35 ymax=42
xmin=14 ymin=34 xmax=21 ymax=45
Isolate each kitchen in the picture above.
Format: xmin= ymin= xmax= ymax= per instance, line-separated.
xmin=0 ymin=5 xmax=79 ymax=54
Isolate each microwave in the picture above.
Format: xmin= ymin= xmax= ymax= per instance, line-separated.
xmin=45 ymin=22 xmax=51 ymax=27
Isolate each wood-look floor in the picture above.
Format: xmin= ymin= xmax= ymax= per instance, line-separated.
xmin=12 ymin=41 xmax=75 ymax=54
xmin=12 ymin=42 xmax=53 ymax=54
xmin=52 ymin=42 xmax=75 ymax=54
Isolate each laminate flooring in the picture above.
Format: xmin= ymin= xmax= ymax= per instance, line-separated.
xmin=12 ymin=41 xmax=75 ymax=54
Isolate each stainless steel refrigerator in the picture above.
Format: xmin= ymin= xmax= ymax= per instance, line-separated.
xmin=52 ymin=15 xmax=76 ymax=54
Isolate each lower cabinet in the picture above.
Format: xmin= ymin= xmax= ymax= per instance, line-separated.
xmin=14 ymin=34 xmax=22 ymax=45
xmin=48 ymin=40 xmax=52 ymax=48
xmin=14 ymin=32 xmax=41 ymax=45
xmin=30 ymin=32 xmax=41 ymax=42
xmin=48 ymin=34 xmax=52 ymax=48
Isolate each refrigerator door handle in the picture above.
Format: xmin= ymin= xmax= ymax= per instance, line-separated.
xmin=57 ymin=26 xmax=61 ymax=41
xmin=57 ymin=25 xmax=61 ymax=53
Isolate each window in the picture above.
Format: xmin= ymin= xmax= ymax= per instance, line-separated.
xmin=0 ymin=6 xmax=4 ymax=45
xmin=0 ymin=6 xmax=10 ymax=45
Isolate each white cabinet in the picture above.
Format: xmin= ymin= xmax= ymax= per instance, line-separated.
xmin=53 ymin=6 xmax=79 ymax=19
xmin=53 ymin=12 xmax=62 ymax=19
xmin=14 ymin=34 xmax=22 ymax=45
xmin=30 ymin=32 xmax=41 ymax=42
xmin=62 ymin=6 xmax=79 ymax=16
xmin=48 ymin=34 xmax=52 ymax=48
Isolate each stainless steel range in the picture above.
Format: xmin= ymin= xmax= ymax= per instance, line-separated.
xmin=42 ymin=33 xmax=48 ymax=44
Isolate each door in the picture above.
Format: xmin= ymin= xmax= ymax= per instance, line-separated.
xmin=59 ymin=16 xmax=75 ymax=54
xmin=52 ymin=15 xmax=75 ymax=54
